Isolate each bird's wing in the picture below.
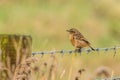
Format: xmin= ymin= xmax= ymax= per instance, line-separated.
xmin=81 ymin=38 xmax=90 ymax=45
xmin=74 ymin=33 xmax=90 ymax=45
xmin=73 ymin=33 xmax=94 ymax=50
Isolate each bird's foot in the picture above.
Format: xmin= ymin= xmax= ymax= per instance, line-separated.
xmin=74 ymin=48 xmax=81 ymax=54
xmin=78 ymin=48 xmax=82 ymax=53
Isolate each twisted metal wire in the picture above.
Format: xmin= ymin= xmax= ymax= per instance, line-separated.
xmin=32 ymin=46 xmax=120 ymax=56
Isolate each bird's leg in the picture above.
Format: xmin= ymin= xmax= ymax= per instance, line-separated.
xmin=74 ymin=47 xmax=82 ymax=54
xmin=78 ymin=47 xmax=82 ymax=53
xmin=74 ymin=48 xmax=78 ymax=53
xmin=74 ymin=48 xmax=78 ymax=56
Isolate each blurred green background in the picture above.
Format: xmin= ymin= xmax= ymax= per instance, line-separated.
xmin=0 ymin=0 xmax=120 ymax=51
xmin=0 ymin=0 xmax=120 ymax=79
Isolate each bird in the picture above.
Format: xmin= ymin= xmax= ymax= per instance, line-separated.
xmin=66 ymin=28 xmax=95 ymax=52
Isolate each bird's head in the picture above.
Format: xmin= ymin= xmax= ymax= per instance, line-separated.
xmin=66 ymin=28 xmax=79 ymax=34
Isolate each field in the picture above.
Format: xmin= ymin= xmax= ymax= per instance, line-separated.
xmin=0 ymin=0 xmax=120 ymax=80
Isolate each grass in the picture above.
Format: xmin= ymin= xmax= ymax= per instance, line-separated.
xmin=18 ymin=51 xmax=120 ymax=80
xmin=0 ymin=0 xmax=120 ymax=79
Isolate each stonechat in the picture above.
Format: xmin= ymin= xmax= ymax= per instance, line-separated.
xmin=67 ymin=28 xmax=95 ymax=52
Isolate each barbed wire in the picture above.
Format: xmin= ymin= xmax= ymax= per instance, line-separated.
xmin=32 ymin=46 xmax=120 ymax=56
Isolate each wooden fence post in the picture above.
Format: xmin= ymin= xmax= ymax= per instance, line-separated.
xmin=0 ymin=35 xmax=32 ymax=80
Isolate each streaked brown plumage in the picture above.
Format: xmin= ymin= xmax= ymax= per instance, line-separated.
xmin=67 ymin=28 xmax=95 ymax=52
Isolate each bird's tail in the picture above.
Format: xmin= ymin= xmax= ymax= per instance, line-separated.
xmin=89 ymin=45 xmax=95 ymax=51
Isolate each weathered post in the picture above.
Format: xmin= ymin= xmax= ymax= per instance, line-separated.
xmin=0 ymin=35 xmax=32 ymax=80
